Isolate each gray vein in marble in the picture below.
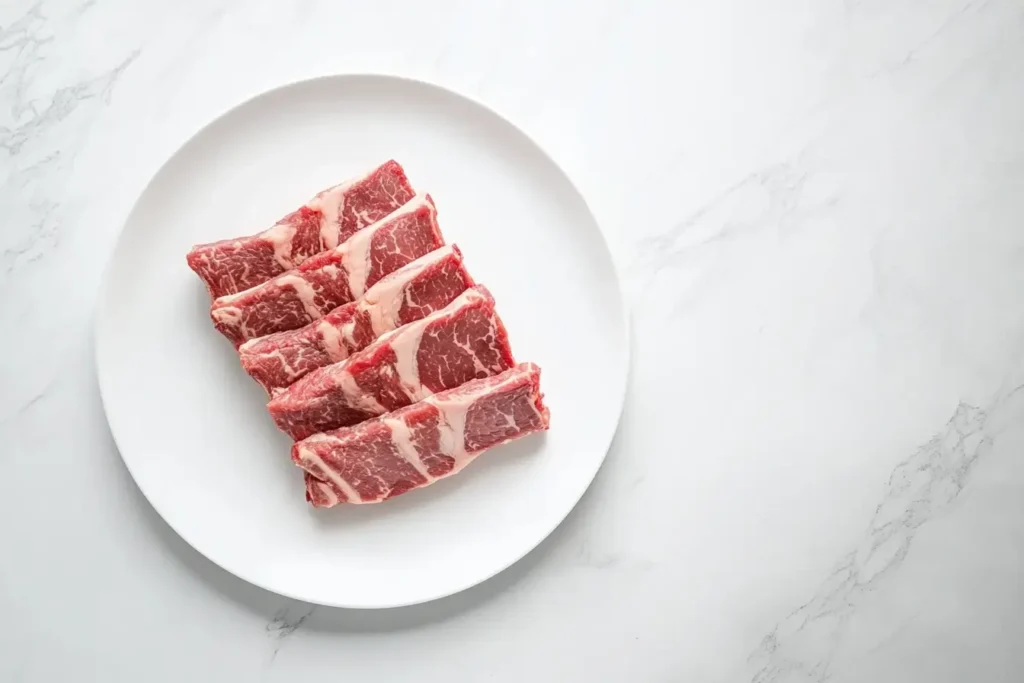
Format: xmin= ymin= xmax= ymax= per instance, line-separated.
xmin=0 ymin=0 xmax=139 ymax=278
xmin=747 ymin=386 xmax=1022 ymax=682
xmin=71 ymin=0 xmax=98 ymax=18
xmin=575 ymin=536 xmax=655 ymax=573
xmin=2 ymin=3 xmax=52 ymax=130
xmin=631 ymin=160 xmax=817 ymax=279
xmin=2 ymin=198 xmax=59 ymax=275
xmin=0 ymin=48 xmax=139 ymax=156
xmin=871 ymin=0 xmax=993 ymax=76
xmin=0 ymin=386 xmax=47 ymax=429
xmin=575 ymin=537 xmax=622 ymax=570
xmin=627 ymin=157 xmax=838 ymax=319
xmin=266 ymin=604 xmax=317 ymax=662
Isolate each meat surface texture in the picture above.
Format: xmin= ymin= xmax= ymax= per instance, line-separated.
xmin=267 ymin=285 xmax=514 ymax=440
xmin=186 ymin=160 xmax=414 ymax=298
xmin=238 ymin=244 xmax=474 ymax=395
xmin=297 ymin=363 xmax=549 ymax=506
xmin=209 ymin=194 xmax=443 ymax=346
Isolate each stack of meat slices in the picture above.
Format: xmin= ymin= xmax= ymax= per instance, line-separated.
xmin=187 ymin=160 xmax=550 ymax=507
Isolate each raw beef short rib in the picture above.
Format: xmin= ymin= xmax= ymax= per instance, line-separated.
xmin=239 ymin=244 xmax=474 ymax=394
xmin=210 ymin=194 xmax=443 ymax=346
xmin=186 ymin=160 xmax=414 ymax=298
xmin=267 ymin=285 xmax=514 ymax=440
xmin=298 ymin=363 xmax=549 ymax=506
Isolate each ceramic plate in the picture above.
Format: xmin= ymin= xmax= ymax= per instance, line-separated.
xmin=95 ymin=74 xmax=628 ymax=608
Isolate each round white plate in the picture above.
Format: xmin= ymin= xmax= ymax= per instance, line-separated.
xmin=96 ymin=74 xmax=628 ymax=608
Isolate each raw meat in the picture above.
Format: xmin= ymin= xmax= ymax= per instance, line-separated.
xmin=297 ymin=363 xmax=549 ymax=506
xmin=186 ymin=160 xmax=414 ymax=298
xmin=210 ymin=194 xmax=443 ymax=346
xmin=238 ymin=244 xmax=474 ymax=395
xmin=267 ymin=285 xmax=514 ymax=440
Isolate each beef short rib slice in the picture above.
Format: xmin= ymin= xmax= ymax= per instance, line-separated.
xmin=238 ymin=244 xmax=474 ymax=395
xmin=298 ymin=363 xmax=549 ymax=506
xmin=186 ymin=160 xmax=414 ymax=298
xmin=267 ymin=285 xmax=514 ymax=440
xmin=210 ymin=194 xmax=443 ymax=347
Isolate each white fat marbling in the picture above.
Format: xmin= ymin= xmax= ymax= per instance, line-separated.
xmin=274 ymin=274 xmax=323 ymax=320
xmin=314 ymin=479 xmax=339 ymax=507
xmin=4 ymin=0 xmax=1024 ymax=681
xmin=294 ymin=440 xmax=361 ymax=504
xmin=341 ymin=192 xmax=432 ymax=301
xmin=263 ymin=220 xmax=299 ymax=269
xmin=306 ymin=166 xmax=374 ymax=250
xmin=316 ymin=318 xmax=349 ymax=363
xmin=333 ymin=368 xmax=388 ymax=416
xmin=300 ymin=365 xmax=543 ymax=504
xmin=383 ymin=286 xmax=489 ymax=401
xmin=381 ymin=416 xmax=431 ymax=480
xmin=364 ymin=244 xmax=457 ymax=336
xmin=425 ymin=366 xmax=541 ymax=471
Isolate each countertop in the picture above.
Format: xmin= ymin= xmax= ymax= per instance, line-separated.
xmin=4 ymin=0 xmax=1024 ymax=680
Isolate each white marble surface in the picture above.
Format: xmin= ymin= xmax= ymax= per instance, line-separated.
xmin=3 ymin=0 xmax=1024 ymax=680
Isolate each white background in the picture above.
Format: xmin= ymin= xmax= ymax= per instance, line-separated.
xmin=3 ymin=0 xmax=1024 ymax=681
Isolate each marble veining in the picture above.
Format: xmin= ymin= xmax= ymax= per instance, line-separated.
xmin=1 ymin=1 xmax=138 ymax=276
xmin=266 ymin=604 xmax=317 ymax=662
xmin=748 ymin=387 xmax=1020 ymax=682
xmin=630 ymin=158 xmax=826 ymax=287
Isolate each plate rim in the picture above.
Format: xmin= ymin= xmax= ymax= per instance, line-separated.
xmin=94 ymin=72 xmax=631 ymax=609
